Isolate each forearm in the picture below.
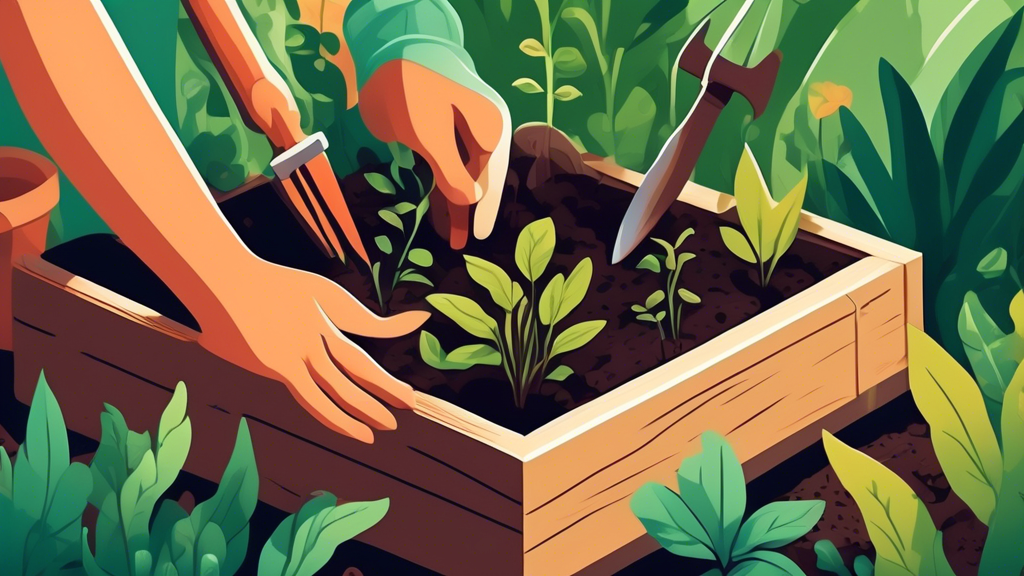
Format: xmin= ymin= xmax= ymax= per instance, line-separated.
xmin=0 ymin=0 xmax=253 ymax=326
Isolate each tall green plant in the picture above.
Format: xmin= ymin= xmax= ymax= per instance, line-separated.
xmin=421 ymin=217 xmax=606 ymax=407
xmin=824 ymin=326 xmax=1024 ymax=576
xmin=631 ymin=228 xmax=701 ymax=340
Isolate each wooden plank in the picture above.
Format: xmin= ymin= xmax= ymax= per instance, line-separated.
xmin=846 ymin=260 xmax=908 ymax=392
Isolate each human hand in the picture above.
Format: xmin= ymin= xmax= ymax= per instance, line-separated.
xmin=196 ymin=258 xmax=428 ymax=443
xmin=359 ymin=59 xmax=511 ymax=249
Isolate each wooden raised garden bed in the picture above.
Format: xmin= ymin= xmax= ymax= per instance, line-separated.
xmin=11 ymin=156 xmax=921 ymax=576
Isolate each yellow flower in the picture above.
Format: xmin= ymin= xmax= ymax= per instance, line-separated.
xmin=808 ymin=82 xmax=853 ymax=119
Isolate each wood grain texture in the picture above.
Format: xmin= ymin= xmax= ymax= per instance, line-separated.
xmin=846 ymin=260 xmax=908 ymax=392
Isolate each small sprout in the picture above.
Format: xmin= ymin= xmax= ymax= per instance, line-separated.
xmin=364 ymin=172 xmax=395 ymax=195
xmin=632 ymin=227 xmax=700 ymax=340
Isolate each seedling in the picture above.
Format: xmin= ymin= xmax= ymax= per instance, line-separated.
xmin=720 ymin=146 xmax=807 ymax=288
xmin=632 ymin=228 xmax=700 ymax=340
xmin=814 ymin=540 xmax=874 ymax=576
xmin=366 ymin=142 xmax=435 ymax=313
xmin=421 ymin=217 xmax=606 ymax=408
xmin=510 ymin=0 xmax=585 ymax=125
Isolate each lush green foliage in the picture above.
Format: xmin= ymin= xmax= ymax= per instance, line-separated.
xmin=632 ymin=228 xmax=701 ymax=340
xmin=366 ymin=143 xmax=436 ymax=313
xmin=813 ymin=540 xmax=873 ymax=576
xmin=720 ymin=146 xmax=806 ymax=287
xmin=0 ymin=372 xmax=92 ymax=576
xmin=0 ymin=374 xmax=386 ymax=576
xmin=422 ymin=217 xmax=605 ymax=407
xmin=824 ymin=326 xmax=1024 ymax=575
xmin=631 ymin=431 xmax=824 ymax=575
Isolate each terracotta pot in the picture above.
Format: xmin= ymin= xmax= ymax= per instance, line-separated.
xmin=0 ymin=147 xmax=59 ymax=351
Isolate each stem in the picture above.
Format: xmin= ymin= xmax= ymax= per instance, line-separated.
xmin=535 ymin=0 xmax=555 ymax=125
xmin=319 ymin=0 xmax=327 ymax=33
xmin=391 ymin=194 xmax=429 ymax=289
xmin=656 ymin=319 xmax=666 ymax=341
xmin=669 ymin=54 xmax=680 ymax=127
xmin=608 ymin=47 xmax=624 ymax=154
xmin=493 ymin=327 xmax=518 ymax=406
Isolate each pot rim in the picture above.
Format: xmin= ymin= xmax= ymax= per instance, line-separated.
xmin=0 ymin=146 xmax=60 ymax=234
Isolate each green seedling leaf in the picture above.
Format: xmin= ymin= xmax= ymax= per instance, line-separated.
xmin=729 ymin=550 xmax=804 ymax=575
xmin=678 ymin=288 xmax=701 ymax=304
xmin=655 ymin=310 xmax=666 ymax=322
xmin=557 ymin=258 xmax=593 ymax=323
xmin=320 ymin=32 xmax=340 ymax=55
xmin=675 ymin=228 xmax=695 ymax=248
xmin=553 ymin=47 xmax=586 ymax=77
xmin=390 ymin=202 xmax=417 ymax=215
xmin=766 ymin=173 xmax=808 ymax=277
xmin=637 ymin=254 xmax=661 ymax=273
xmin=551 ymin=320 xmax=606 ymax=357
xmin=515 ymin=217 xmax=556 ymax=281
xmin=978 ymin=247 xmax=1008 ymax=279
xmin=426 ymin=293 xmax=499 ymax=340
xmin=823 ymin=431 xmax=956 ymax=576
xmin=632 ymin=305 xmax=648 ymax=313
xmin=853 ymin=556 xmax=874 ymax=576
xmin=365 ymin=173 xmax=395 ymax=195
xmin=512 ymin=78 xmax=544 ymax=94
xmin=388 ymin=141 xmax=416 ymax=170
xmin=646 ymin=290 xmax=665 ymax=309
xmin=408 ymin=248 xmax=432 ymax=267
xmin=284 ymin=26 xmax=305 ymax=48
xmin=814 ymin=539 xmax=852 ymax=576
xmin=909 ymin=326 xmax=1002 ymax=524
xmin=652 ymin=238 xmax=677 ymax=270
xmin=420 ymin=331 xmax=501 ymax=370
xmin=465 ymin=255 xmax=522 ymax=312
xmin=554 ymin=85 xmax=582 ymax=101
xmin=630 ymin=482 xmax=716 ymax=560
xmin=733 ymin=145 xmax=772 ymax=261
xmin=732 ymin=500 xmax=824 ymax=556
xmin=546 ymin=365 xmax=573 ymax=382
xmin=398 ymin=271 xmax=433 ymax=287
xmin=720 ymin=227 xmax=757 ymax=264
xmin=637 ymin=313 xmax=658 ymax=323
xmin=539 ymin=274 xmax=566 ymax=326
xmin=378 ymin=209 xmax=404 ymax=233
xmin=519 ymin=38 xmax=547 ymax=57
xmin=375 ymin=236 xmax=393 ymax=255
xmin=677 ymin=431 xmax=746 ymax=557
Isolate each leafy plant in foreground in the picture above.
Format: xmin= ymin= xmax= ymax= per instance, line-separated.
xmin=0 ymin=372 xmax=92 ymax=576
xmin=631 ymin=431 xmax=825 ymax=575
xmin=365 ymin=142 xmax=435 ymax=313
xmin=421 ymin=217 xmax=606 ymax=408
xmin=824 ymin=326 xmax=1024 ymax=576
xmin=720 ymin=146 xmax=807 ymax=288
xmin=813 ymin=539 xmax=873 ymax=576
xmin=632 ymin=227 xmax=701 ymax=340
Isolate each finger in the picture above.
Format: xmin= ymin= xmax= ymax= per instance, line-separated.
xmin=472 ymin=100 xmax=511 ymax=240
xmin=420 ymin=121 xmax=482 ymax=207
xmin=306 ymin=347 xmax=398 ymax=431
xmin=316 ymin=291 xmax=429 ymax=338
xmin=282 ymin=365 xmax=375 ymax=443
xmin=323 ymin=333 xmax=417 ymax=410
xmin=448 ymin=201 xmax=470 ymax=250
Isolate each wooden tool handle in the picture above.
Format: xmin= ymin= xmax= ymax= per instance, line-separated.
xmin=183 ymin=0 xmax=305 ymax=148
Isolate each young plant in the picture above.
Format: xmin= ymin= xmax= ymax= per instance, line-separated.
xmin=632 ymin=227 xmax=701 ymax=340
xmin=510 ymin=0 xmax=586 ymax=125
xmin=814 ymin=540 xmax=874 ymax=576
xmin=719 ymin=145 xmax=807 ymax=288
xmin=631 ymin=431 xmax=825 ymax=574
xmin=0 ymin=372 xmax=92 ymax=576
xmin=824 ymin=326 xmax=1024 ymax=576
xmin=366 ymin=142 xmax=435 ymax=313
xmin=421 ymin=217 xmax=606 ymax=408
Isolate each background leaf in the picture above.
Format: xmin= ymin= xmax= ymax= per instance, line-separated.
xmin=979 ymin=365 xmax=1024 ymax=575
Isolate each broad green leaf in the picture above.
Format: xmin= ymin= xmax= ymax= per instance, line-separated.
xmin=515 ymin=218 xmax=556 ymax=281
xmin=733 ymin=146 xmax=771 ymax=260
xmin=519 ymin=38 xmax=546 ymax=57
xmin=258 ymin=494 xmax=388 ymax=576
xmin=319 ymin=32 xmax=340 ymax=55
xmin=853 ymin=556 xmax=874 ymax=576
xmin=637 ymin=313 xmax=658 ymax=323
xmin=814 ymin=539 xmax=852 ymax=576
xmin=823 ymin=431 xmax=956 ymax=576
xmin=465 ymin=255 xmax=521 ymax=312
xmin=546 ymin=365 xmax=573 ymax=382
xmin=364 ymin=173 xmax=395 ymax=195
xmin=397 ymin=271 xmax=433 ymax=287
xmin=553 ymin=47 xmax=586 ymax=77
xmin=375 ymin=236 xmax=393 ymax=255
xmin=652 ymin=238 xmax=677 ymax=270
xmin=553 ymin=85 xmax=582 ymax=102
xmin=630 ymin=483 xmax=715 ymax=560
xmin=420 ymin=331 xmax=502 ymax=371
xmin=551 ymin=320 xmax=606 ymax=357
xmin=637 ymin=254 xmax=661 ymax=273
xmin=426 ymin=294 xmax=499 ymax=340
xmin=836 ymin=107 xmax=895 ymax=238
xmin=720 ymin=227 xmax=757 ymax=264
xmin=539 ymin=274 xmax=566 ymax=326
xmin=390 ymin=202 xmax=417 ymax=215
xmin=613 ymin=86 xmax=657 ymax=169
xmin=728 ymin=550 xmax=804 ymax=575
xmin=632 ymin=304 xmax=648 ymax=313
xmin=15 ymin=371 xmax=70 ymax=520
xmin=408 ymin=248 xmax=432 ymax=268
xmin=733 ymin=500 xmax=824 ymax=556
xmin=500 ymin=0 xmax=512 ymax=20
xmin=557 ymin=258 xmax=593 ymax=323
xmin=979 ymin=364 xmax=1024 ymax=575
xmin=512 ymin=78 xmax=544 ymax=94
xmin=561 ymin=7 xmax=606 ymax=73
xmin=766 ymin=172 xmax=807 ymax=276
xmin=378 ymin=210 xmax=404 ymax=233
xmin=284 ymin=26 xmax=304 ymax=48
xmin=677 ymin=431 xmax=746 ymax=557
xmin=646 ymin=291 xmax=666 ymax=310
xmin=387 ymin=141 xmax=415 ymax=170
xmin=909 ymin=326 xmax=1002 ymax=524
xmin=655 ymin=310 xmax=666 ymax=322
xmin=977 ymin=247 xmax=1008 ymax=279
xmin=678 ymin=289 xmax=701 ymax=305
xmin=675 ymin=228 xmax=695 ymax=248
xmin=959 ymin=291 xmax=1024 ymax=432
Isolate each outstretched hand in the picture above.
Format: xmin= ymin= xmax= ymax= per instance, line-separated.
xmin=197 ymin=259 xmax=428 ymax=443
xmin=359 ymin=59 xmax=511 ymax=249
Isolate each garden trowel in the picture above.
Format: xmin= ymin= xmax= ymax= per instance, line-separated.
xmin=611 ymin=22 xmax=781 ymax=264
xmin=183 ymin=0 xmax=369 ymax=264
